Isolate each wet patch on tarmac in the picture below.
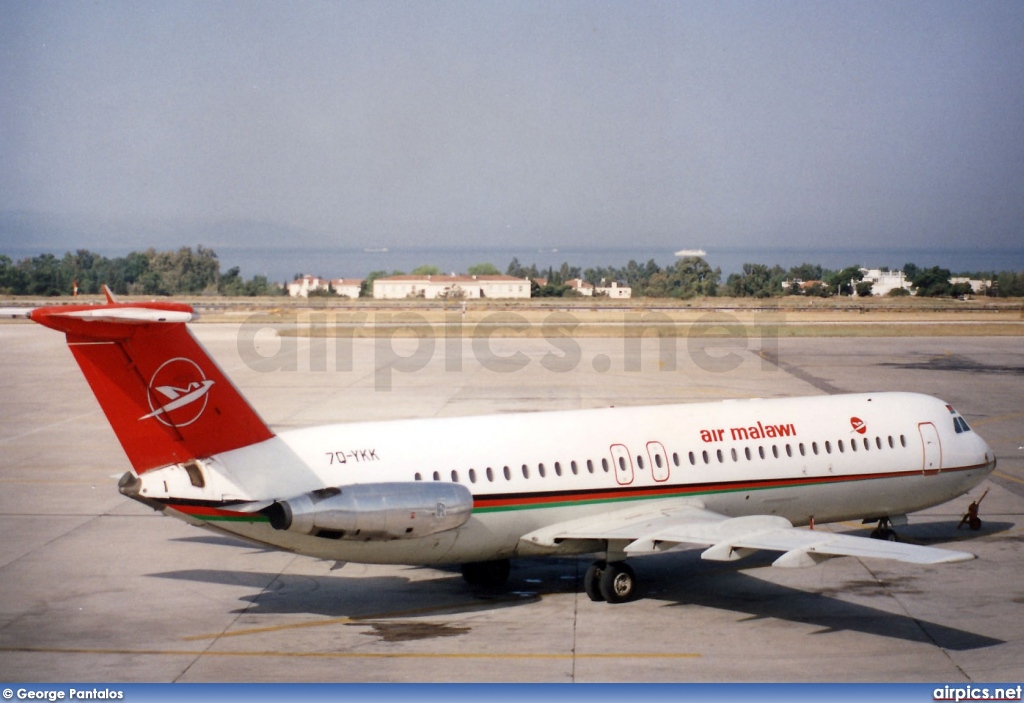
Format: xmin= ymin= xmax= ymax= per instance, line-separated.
xmin=882 ymin=355 xmax=1024 ymax=376
xmin=348 ymin=620 xmax=471 ymax=642
xmin=817 ymin=576 xmax=924 ymax=598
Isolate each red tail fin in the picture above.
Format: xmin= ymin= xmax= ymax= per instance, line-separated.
xmin=30 ymin=301 xmax=274 ymax=473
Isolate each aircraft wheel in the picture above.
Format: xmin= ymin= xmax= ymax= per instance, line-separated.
xmin=599 ymin=562 xmax=636 ymax=604
xmin=461 ymin=559 xmax=511 ymax=588
xmin=871 ymin=528 xmax=898 ymax=542
xmin=584 ymin=560 xmax=606 ymax=602
xmin=969 ymin=516 xmax=982 ymax=531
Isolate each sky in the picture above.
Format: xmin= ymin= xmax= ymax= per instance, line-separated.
xmin=2 ymin=0 xmax=1023 ymax=257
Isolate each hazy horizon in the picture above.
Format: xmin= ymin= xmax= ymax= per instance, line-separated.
xmin=3 ymin=2 xmax=1023 ymax=257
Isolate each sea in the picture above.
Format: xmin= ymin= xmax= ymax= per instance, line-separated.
xmin=3 ymin=244 xmax=1022 ymax=283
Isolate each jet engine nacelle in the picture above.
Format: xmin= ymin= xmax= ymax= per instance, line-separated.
xmin=263 ymin=482 xmax=473 ymax=541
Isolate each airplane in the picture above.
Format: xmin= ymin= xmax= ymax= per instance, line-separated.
xmin=2 ymin=291 xmax=996 ymax=603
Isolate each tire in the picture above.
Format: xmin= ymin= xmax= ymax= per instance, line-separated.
xmin=584 ymin=561 xmax=606 ymax=602
xmin=969 ymin=516 xmax=982 ymax=531
xmin=599 ymin=562 xmax=636 ymax=604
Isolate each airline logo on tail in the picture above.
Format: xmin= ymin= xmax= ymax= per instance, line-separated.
xmin=140 ymin=357 xmax=215 ymax=427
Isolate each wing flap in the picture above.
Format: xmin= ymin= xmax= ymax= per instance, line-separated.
xmin=523 ymin=503 xmax=976 ymax=567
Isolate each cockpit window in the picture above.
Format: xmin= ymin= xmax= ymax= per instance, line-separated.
xmin=947 ymin=405 xmax=972 ymax=433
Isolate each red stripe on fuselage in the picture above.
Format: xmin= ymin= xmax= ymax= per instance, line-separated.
xmin=471 ymin=462 xmax=988 ymax=510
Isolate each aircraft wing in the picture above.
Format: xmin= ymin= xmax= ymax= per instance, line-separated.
xmin=520 ymin=499 xmax=975 ymax=567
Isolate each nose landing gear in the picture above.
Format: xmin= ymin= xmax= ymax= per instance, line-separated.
xmin=958 ymin=489 xmax=989 ymax=531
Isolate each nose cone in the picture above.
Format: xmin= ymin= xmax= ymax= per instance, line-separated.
xmin=978 ymin=435 xmax=997 ymax=474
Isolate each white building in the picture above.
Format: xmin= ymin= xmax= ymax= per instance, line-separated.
xmin=288 ymin=275 xmax=364 ymax=298
xmin=373 ymin=274 xmax=532 ymax=300
xmin=329 ymin=278 xmax=364 ymax=298
xmin=858 ymin=269 xmax=913 ymax=296
xmin=950 ymin=277 xmax=991 ymax=294
xmin=563 ymin=278 xmax=632 ymax=298
xmin=287 ymin=275 xmax=330 ymax=297
xmin=597 ymin=280 xmax=632 ymax=298
xmin=564 ymin=278 xmax=595 ymax=296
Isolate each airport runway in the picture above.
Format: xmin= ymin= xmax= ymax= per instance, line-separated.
xmin=0 ymin=322 xmax=1021 ymax=682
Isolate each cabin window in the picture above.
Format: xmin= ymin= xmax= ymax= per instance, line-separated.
xmin=538 ymin=463 xmax=546 ymax=478
xmin=758 ymin=446 xmax=765 ymax=459
xmin=414 ymin=472 xmax=422 ymax=481
xmin=838 ymin=440 xmax=845 ymax=453
xmin=825 ymin=441 xmax=832 ymax=454
xmin=468 ymin=469 xmax=477 ymax=483
xmin=637 ymin=455 xmax=645 ymax=470
xmin=602 ymin=458 xmax=610 ymax=472
xmin=730 ymin=448 xmax=738 ymax=462
xmin=716 ymin=449 xmax=724 ymax=463
xmin=772 ymin=445 xmax=779 ymax=458
xmin=688 ymin=451 xmax=696 ymax=465
xmin=522 ymin=464 xmax=530 ymax=479
xmin=503 ymin=466 xmax=511 ymax=480
xmin=451 ymin=470 xmax=459 ymax=482
xmin=618 ymin=456 xmax=627 ymax=472
xmin=702 ymin=450 xmax=709 ymax=464
xmin=863 ymin=438 xmax=870 ymax=450
xmin=554 ymin=461 xmax=563 ymax=476
xmin=570 ymin=460 xmax=578 ymax=475
xmin=876 ymin=437 xmax=883 ymax=449
xmin=850 ymin=439 xmax=858 ymax=452
xmin=486 ymin=467 xmax=494 ymax=482
xmin=672 ymin=452 xmax=680 ymax=466
xmin=587 ymin=459 xmax=595 ymax=473
xmin=744 ymin=447 xmax=752 ymax=460
xmin=799 ymin=443 xmax=806 ymax=456
xmin=900 ymin=434 xmax=907 ymax=447
xmin=432 ymin=471 xmax=440 ymax=481
xmin=785 ymin=444 xmax=793 ymax=457
xmin=655 ymin=453 xmax=664 ymax=468
xmin=811 ymin=442 xmax=819 ymax=455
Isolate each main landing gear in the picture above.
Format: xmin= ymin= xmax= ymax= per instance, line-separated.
xmin=584 ymin=560 xmax=637 ymax=604
xmin=869 ymin=517 xmax=899 ymax=542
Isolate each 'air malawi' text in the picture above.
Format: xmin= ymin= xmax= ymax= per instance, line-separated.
xmin=700 ymin=422 xmax=798 ymax=443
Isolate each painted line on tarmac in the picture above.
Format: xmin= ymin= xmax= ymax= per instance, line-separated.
xmin=0 ymin=645 xmax=700 ymax=660
xmin=994 ymin=470 xmax=1024 ymax=486
xmin=973 ymin=412 xmax=1024 ymax=427
xmin=0 ymin=413 xmax=96 ymax=444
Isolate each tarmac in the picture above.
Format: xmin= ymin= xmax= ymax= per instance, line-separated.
xmin=0 ymin=319 xmax=1022 ymax=682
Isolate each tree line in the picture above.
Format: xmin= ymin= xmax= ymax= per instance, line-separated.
xmin=0 ymin=246 xmax=280 ymax=297
xmin=505 ymin=257 xmax=1024 ymax=299
xmin=3 ymin=246 xmax=1023 ymax=298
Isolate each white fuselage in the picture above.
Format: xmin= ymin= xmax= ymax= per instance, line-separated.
xmin=133 ymin=391 xmax=995 ymax=565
